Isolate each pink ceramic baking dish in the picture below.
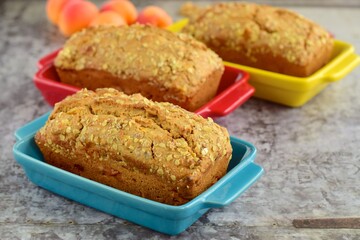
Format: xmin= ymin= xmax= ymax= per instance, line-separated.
xmin=34 ymin=50 xmax=254 ymax=118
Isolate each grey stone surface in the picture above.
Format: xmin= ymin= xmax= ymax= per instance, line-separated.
xmin=1 ymin=0 xmax=360 ymax=239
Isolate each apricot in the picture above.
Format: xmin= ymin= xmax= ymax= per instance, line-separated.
xmin=100 ymin=0 xmax=137 ymax=24
xmin=46 ymin=0 xmax=80 ymax=25
xmin=136 ymin=6 xmax=173 ymax=28
xmin=89 ymin=11 xmax=127 ymax=27
xmin=58 ymin=0 xmax=99 ymax=36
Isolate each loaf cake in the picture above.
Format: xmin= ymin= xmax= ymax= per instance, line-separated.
xmin=54 ymin=24 xmax=224 ymax=111
xmin=180 ymin=2 xmax=334 ymax=77
xmin=35 ymin=88 xmax=232 ymax=205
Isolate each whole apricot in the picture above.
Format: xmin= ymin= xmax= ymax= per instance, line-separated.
xmin=100 ymin=0 xmax=137 ymax=24
xmin=58 ymin=1 xmax=99 ymax=36
xmin=46 ymin=0 xmax=80 ymax=25
xmin=89 ymin=11 xmax=127 ymax=27
xmin=136 ymin=6 xmax=172 ymax=28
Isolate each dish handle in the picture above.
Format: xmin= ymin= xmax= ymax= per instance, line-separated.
xmin=325 ymin=52 xmax=360 ymax=82
xmin=195 ymin=78 xmax=254 ymax=118
xmin=167 ymin=18 xmax=188 ymax=32
xmin=37 ymin=49 xmax=61 ymax=69
xmin=14 ymin=112 xmax=50 ymax=141
xmin=202 ymin=162 xmax=263 ymax=208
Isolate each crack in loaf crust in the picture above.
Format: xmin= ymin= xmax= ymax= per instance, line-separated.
xmin=35 ymin=88 xmax=232 ymax=205
xmin=181 ymin=2 xmax=334 ymax=77
xmin=54 ymin=24 xmax=224 ymax=111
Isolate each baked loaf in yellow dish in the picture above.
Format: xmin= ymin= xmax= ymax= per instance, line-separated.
xmin=35 ymin=88 xmax=232 ymax=205
xmin=180 ymin=2 xmax=334 ymax=77
xmin=54 ymin=25 xmax=224 ymax=111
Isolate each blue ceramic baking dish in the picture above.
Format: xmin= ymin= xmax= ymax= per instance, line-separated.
xmin=13 ymin=112 xmax=263 ymax=235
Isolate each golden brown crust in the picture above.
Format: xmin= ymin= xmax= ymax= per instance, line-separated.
xmin=35 ymin=88 xmax=232 ymax=205
xmin=181 ymin=2 xmax=334 ymax=77
xmin=54 ymin=24 xmax=224 ymax=111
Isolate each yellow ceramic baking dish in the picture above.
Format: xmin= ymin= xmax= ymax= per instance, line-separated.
xmin=169 ymin=19 xmax=360 ymax=107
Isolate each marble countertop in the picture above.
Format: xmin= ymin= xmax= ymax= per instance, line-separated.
xmin=1 ymin=1 xmax=359 ymax=239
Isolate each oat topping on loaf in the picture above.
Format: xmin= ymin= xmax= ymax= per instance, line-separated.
xmin=35 ymin=88 xmax=232 ymax=205
xmin=181 ymin=2 xmax=334 ymax=77
xmin=54 ymin=25 xmax=224 ymax=98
